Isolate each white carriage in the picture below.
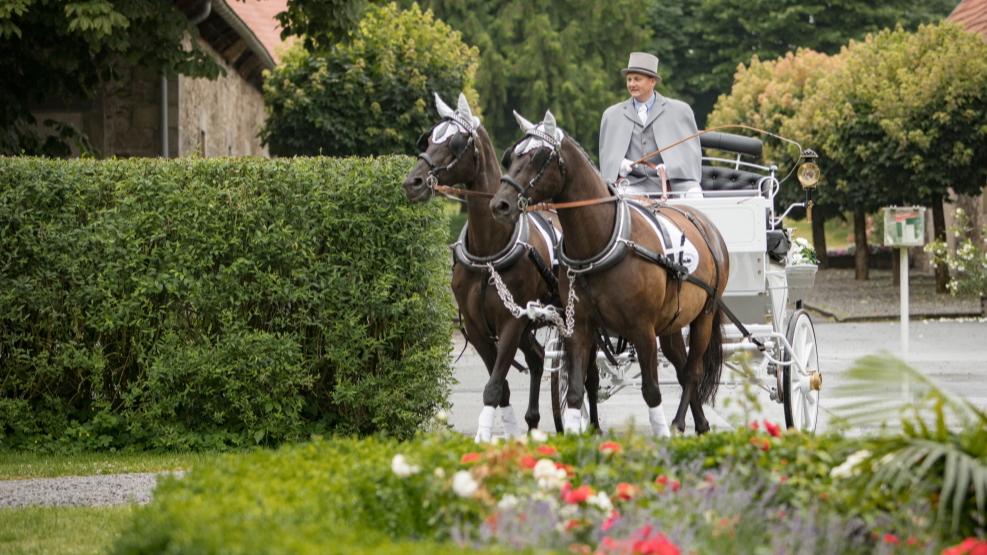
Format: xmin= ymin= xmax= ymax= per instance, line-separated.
xmin=543 ymin=131 xmax=823 ymax=433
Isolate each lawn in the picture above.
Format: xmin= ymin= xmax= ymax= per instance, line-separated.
xmin=0 ymin=505 xmax=135 ymax=555
xmin=0 ymin=451 xmax=222 ymax=480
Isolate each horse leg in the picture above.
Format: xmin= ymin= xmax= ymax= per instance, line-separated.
xmin=518 ymin=326 xmax=545 ymax=431
xmin=478 ymin=318 xmax=527 ymax=441
xmin=634 ymin=330 xmax=669 ymax=438
xmin=672 ymin=312 xmax=715 ymax=434
xmin=660 ymin=332 xmax=709 ymax=434
xmin=586 ymin=357 xmax=602 ymax=433
xmin=464 ymin=320 xmax=501 ymax=442
xmin=561 ymin=324 xmax=595 ymax=434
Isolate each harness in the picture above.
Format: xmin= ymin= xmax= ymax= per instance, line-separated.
xmin=416 ymin=116 xmax=479 ymax=193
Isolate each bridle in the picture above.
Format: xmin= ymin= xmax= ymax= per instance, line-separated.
xmin=415 ymin=116 xmax=479 ymax=195
xmin=499 ymin=128 xmax=566 ymax=211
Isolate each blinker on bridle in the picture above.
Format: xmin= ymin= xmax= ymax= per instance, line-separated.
xmin=500 ymin=128 xmax=565 ymax=211
xmin=415 ymin=116 xmax=478 ymax=193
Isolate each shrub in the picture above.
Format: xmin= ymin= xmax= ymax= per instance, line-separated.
xmin=261 ymin=3 xmax=479 ymax=156
xmin=0 ymin=156 xmax=455 ymax=451
xmin=926 ymin=208 xmax=987 ymax=298
xmin=111 ymin=427 xmax=960 ymax=554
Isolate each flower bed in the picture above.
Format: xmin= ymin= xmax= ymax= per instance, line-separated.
xmin=110 ymin=425 xmax=980 ymax=554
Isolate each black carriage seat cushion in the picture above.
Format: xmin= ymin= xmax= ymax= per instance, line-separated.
xmin=699 ymin=131 xmax=763 ymax=158
xmin=700 ymin=165 xmax=766 ymax=191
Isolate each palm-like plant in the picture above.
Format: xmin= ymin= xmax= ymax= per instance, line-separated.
xmin=830 ymin=354 xmax=987 ymax=536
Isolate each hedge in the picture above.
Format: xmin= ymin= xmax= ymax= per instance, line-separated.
xmin=0 ymin=156 xmax=455 ymax=451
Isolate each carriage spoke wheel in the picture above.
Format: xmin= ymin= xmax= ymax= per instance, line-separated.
xmin=783 ymin=309 xmax=821 ymax=432
xmin=544 ymin=328 xmax=589 ymax=433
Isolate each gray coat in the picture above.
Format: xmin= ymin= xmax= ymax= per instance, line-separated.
xmin=598 ymin=94 xmax=702 ymax=188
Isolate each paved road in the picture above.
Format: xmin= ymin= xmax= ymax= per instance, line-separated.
xmin=447 ymin=318 xmax=987 ymax=437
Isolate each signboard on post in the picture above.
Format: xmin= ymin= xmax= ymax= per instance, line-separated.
xmin=884 ymin=206 xmax=926 ymax=247
xmin=883 ymin=206 xmax=926 ymax=360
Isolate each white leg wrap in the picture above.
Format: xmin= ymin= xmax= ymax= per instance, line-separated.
xmin=499 ymin=405 xmax=521 ymax=438
xmin=649 ymin=405 xmax=671 ymax=438
xmin=563 ymin=408 xmax=584 ymax=434
xmin=475 ymin=405 xmax=496 ymax=443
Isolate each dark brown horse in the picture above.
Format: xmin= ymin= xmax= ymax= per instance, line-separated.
xmin=490 ymin=111 xmax=729 ymax=435
xmin=403 ymin=94 xmax=562 ymax=441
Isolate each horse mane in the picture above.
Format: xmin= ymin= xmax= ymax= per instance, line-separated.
xmin=561 ymin=134 xmax=614 ymax=197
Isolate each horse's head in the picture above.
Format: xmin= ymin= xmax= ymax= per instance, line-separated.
xmin=490 ymin=110 xmax=566 ymax=225
xmin=403 ymin=92 xmax=482 ymax=203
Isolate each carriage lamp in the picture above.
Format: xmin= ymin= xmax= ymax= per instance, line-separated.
xmin=797 ymin=149 xmax=820 ymax=222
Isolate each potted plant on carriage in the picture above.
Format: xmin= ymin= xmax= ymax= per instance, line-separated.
xmin=786 ymin=235 xmax=819 ymax=303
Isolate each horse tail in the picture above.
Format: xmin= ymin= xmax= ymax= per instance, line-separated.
xmin=698 ymin=309 xmax=724 ymax=406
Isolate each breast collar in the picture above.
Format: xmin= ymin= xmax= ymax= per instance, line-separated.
xmin=558 ymin=198 xmax=633 ymax=275
xmin=451 ymin=214 xmax=531 ymax=272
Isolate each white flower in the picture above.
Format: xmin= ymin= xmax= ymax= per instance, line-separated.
xmin=497 ymin=494 xmax=519 ymax=510
xmin=830 ymin=449 xmax=871 ymax=479
xmin=587 ymin=491 xmax=613 ymax=512
xmin=529 ymin=429 xmax=549 ymax=443
xmin=434 ymin=409 xmax=449 ymax=423
xmin=452 ymin=470 xmax=479 ymax=498
xmin=391 ymin=454 xmax=420 ymax=477
xmin=533 ymin=458 xmax=567 ymax=490
xmin=433 ymin=467 xmax=446 ymax=479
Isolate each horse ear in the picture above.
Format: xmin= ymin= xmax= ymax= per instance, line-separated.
xmin=434 ymin=93 xmax=455 ymax=119
xmin=456 ymin=93 xmax=473 ymax=119
xmin=513 ymin=110 xmax=535 ymax=132
xmin=543 ymin=110 xmax=557 ymax=136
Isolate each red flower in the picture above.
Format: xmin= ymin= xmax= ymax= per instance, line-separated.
xmin=601 ymin=510 xmax=620 ymax=532
xmin=565 ymin=518 xmax=582 ymax=531
xmin=750 ymin=436 xmax=771 ymax=451
xmin=749 ymin=420 xmax=760 ymax=431
xmin=763 ymin=420 xmax=782 ymax=438
xmin=632 ymin=533 xmax=680 ymax=555
xmin=616 ymin=482 xmax=637 ymax=501
xmin=655 ymin=474 xmax=668 ymax=486
xmin=943 ymin=538 xmax=987 ymax=555
xmin=599 ymin=441 xmax=622 ymax=455
xmin=882 ymin=533 xmax=899 ymax=545
xmin=556 ymin=462 xmax=575 ymax=477
xmin=460 ymin=452 xmax=481 ymax=464
xmin=670 ymin=479 xmax=681 ymax=492
xmin=537 ymin=445 xmax=558 ymax=456
xmin=563 ymin=484 xmax=594 ymax=505
xmin=519 ymin=455 xmax=537 ymax=469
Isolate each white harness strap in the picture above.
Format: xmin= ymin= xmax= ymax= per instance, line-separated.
xmin=629 ymin=204 xmax=700 ymax=275
xmin=530 ymin=215 xmax=559 ymax=268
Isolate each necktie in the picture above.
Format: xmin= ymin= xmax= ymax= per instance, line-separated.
xmin=638 ymin=103 xmax=648 ymax=125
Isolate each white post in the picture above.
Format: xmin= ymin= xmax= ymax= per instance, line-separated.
xmin=900 ymin=247 xmax=909 ymax=358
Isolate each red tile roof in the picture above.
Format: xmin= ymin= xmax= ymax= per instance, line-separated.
xmin=949 ymin=0 xmax=987 ymax=40
xmin=226 ymin=0 xmax=289 ymax=63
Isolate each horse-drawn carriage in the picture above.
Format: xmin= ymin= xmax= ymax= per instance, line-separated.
xmin=540 ymin=131 xmax=823 ymax=434
xmin=405 ymin=94 xmax=823 ymax=440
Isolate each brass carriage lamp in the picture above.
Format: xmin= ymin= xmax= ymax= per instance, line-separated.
xmin=797 ymin=149 xmax=820 ymax=222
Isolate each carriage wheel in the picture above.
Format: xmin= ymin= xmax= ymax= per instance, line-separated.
xmin=783 ymin=310 xmax=821 ymax=432
xmin=544 ymin=328 xmax=589 ymax=433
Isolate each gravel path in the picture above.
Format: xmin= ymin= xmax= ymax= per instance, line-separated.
xmin=0 ymin=472 xmax=180 ymax=508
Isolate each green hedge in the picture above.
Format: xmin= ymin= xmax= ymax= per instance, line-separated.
xmin=0 ymin=156 xmax=455 ymax=451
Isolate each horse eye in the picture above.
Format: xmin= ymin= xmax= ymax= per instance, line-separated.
xmin=416 ymin=132 xmax=429 ymax=151
xmin=501 ymin=147 xmax=513 ymax=169
xmin=449 ymin=133 xmax=467 ymax=153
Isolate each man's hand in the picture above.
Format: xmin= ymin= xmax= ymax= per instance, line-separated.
xmin=619 ymin=158 xmax=635 ymax=177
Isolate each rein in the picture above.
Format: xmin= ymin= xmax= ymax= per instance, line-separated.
xmin=433 ymin=184 xmax=494 ymax=199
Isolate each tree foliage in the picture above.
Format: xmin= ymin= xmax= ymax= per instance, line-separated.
xmin=651 ymin=0 xmax=959 ymax=126
xmin=403 ymin=0 xmax=651 ymax=158
xmin=261 ymin=3 xmax=478 ymax=157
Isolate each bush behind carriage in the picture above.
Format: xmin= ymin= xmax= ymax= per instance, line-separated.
xmin=0 ymin=156 xmax=454 ymax=451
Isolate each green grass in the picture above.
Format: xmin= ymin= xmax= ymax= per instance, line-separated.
xmin=0 ymin=505 xmax=135 ymax=555
xmin=784 ymin=212 xmax=854 ymax=250
xmin=0 ymin=451 xmax=223 ymax=480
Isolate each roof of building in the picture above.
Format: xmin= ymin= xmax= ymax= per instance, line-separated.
xmin=949 ymin=0 xmax=987 ymax=40
xmin=226 ymin=0 xmax=289 ymax=64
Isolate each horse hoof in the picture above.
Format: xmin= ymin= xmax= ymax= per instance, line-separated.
xmin=475 ymin=406 xmax=496 ymax=443
xmin=562 ymin=408 xmax=584 ymax=434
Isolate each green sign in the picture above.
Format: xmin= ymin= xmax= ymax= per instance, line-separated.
xmin=883 ymin=206 xmax=926 ymax=247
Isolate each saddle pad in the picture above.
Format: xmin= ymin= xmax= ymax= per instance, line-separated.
xmin=628 ymin=203 xmax=700 ymax=274
xmin=529 ymin=213 xmax=559 ymax=268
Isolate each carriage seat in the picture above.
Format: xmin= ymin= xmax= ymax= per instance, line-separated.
xmin=698 ymin=132 xmax=768 ymax=193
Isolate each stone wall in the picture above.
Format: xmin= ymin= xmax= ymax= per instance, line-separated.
xmin=177 ymin=40 xmax=269 ymax=158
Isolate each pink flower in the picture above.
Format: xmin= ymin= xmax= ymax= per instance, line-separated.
xmin=749 ymin=420 xmax=760 ymax=431
xmin=632 ymin=533 xmax=680 ymax=555
xmin=519 ymin=455 xmax=537 ymax=469
xmin=882 ymin=533 xmax=899 ymax=545
xmin=565 ymin=518 xmax=582 ymax=531
xmin=763 ymin=420 xmax=782 ymax=437
xmin=537 ymin=445 xmax=558 ymax=456
xmin=615 ymin=482 xmax=638 ymax=501
xmin=599 ymin=441 xmax=622 ymax=455
xmin=943 ymin=538 xmax=987 ymax=555
xmin=601 ymin=510 xmax=620 ymax=532
xmin=460 ymin=452 xmax=481 ymax=464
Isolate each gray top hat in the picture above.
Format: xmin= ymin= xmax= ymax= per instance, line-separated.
xmin=621 ymin=52 xmax=659 ymax=78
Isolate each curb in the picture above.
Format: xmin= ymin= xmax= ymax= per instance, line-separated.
xmin=804 ymin=304 xmax=983 ymax=323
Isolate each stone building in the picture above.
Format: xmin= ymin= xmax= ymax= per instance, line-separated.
xmin=30 ymin=0 xmax=287 ymax=158
xmin=946 ymin=0 xmax=987 ymax=242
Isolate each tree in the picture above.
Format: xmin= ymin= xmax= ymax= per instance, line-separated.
xmin=650 ymin=0 xmax=960 ymax=127
xmin=402 ymin=0 xmax=652 ymax=158
xmin=708 ymin=49 xmax=844 ymax=266
xmin=0 ymin=0 xmax=364 ymax=156
xmin=260 ymin=3 xmax=478 ymax=156
xmin=794 ymin=23 xmax=987 ymax=285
